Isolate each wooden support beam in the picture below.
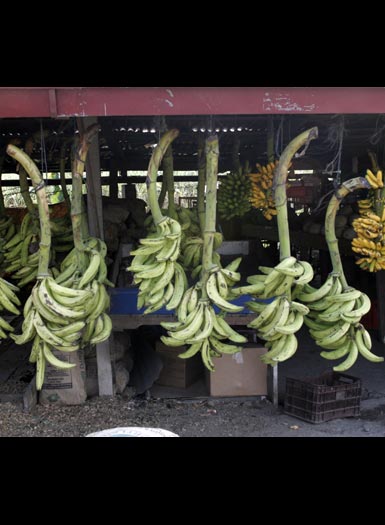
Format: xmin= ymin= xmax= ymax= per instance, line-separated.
xmin=109 ymin=164 xmax=118 ymax=199
xmin=77 ymin=116 xmax=114 ymax=396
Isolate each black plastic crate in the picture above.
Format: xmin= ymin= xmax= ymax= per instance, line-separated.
xmin=284 ymin=372 xmax=361 ymax=424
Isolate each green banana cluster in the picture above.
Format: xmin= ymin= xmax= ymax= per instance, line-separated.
xmin=0 ymin=214 xmax=17 ymax=268
xmin=0 ymin=277 xmax=20 ymax=338
xmin=160 ymin=257 xmax=247 ymax=371
xmin=301 ymin=273 xmax=383 ymax=369
xmin=3 ymin=211 xmax=74 ymax=287
xmin=230 ymin=256 xmax=314 ymax=365
xmin=181 ymin=232 xmax=223 ymax=274
xmin=217 ymin=170 xmax=252 ymax=220
xmin=127 ymin=216 xmax=188 ymax=313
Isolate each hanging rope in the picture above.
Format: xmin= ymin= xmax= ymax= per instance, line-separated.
xmin=40 ymin=120 xmax=48 ymax=181
xmin=274 ymin=116 xmax=284 ymax=158
xmin=369 ymin=115 xmax=385 ymax=146
xmin=322 ymin=115 xmax=345 ymax=186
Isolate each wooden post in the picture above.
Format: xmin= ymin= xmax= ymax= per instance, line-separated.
xmin=77 ymin=117 xmax=114 ymax=396
xmin=376 ymin=271 xmax=385 ymax=344
xmin=267 ymin=366 xmax=278 ymax=407
xmin=109 ymin=164 xmax=118 ymax=199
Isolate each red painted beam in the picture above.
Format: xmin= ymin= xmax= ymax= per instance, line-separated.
xmin=1 ymin=87 xmax=385 ymax=118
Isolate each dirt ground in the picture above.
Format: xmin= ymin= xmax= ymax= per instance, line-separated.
xmin=1 ymin=392 xmax=385 ymax=437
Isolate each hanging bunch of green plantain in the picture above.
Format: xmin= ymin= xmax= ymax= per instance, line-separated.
xmin=180 ymin=135 xmax=223 ymax=278
xmin=160 ymin=134 xmax=248 ymax=372
xmin=301 ymin=177 xmax=383 ymax=370
xmin=231 ymin=128 xmax=319 ymax=365
xmin=6 ymin=125 xmax=113 ymax=390
xmin=3 ymin=137 xmax=74 ymax=287
xmin=127 ymin=130 xmax=188 ymax=314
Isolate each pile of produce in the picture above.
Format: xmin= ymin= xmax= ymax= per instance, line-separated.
xmin=302 ymin=177 xmax=383 ymax=370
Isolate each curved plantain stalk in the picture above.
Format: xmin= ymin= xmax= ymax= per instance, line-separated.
xmin=274 ymin=127 xmax=318 ymax=260
xmin=197 ymin=135 xmax=206 ymax=235
xmin=158 ymin=176 xmax=167 ymax=208
xmin=147 ymin=129 xmax=179 ymax=226
xmin=0 ymin=155 xmax=5 ymax=216
xmin=162 ymin=144 xmax=177 ymax=219
xmin=71 ymin=124 xmax=99 ymax=269
xmin=325 ymin=177 xmax=371 ymax=290
xmin=18 ymin=138 xmax=39 ymax=225
xmin=200 ymin=134 xmax=219 ymax=300
xmin=6 ymin=144 xmax=51 ymax=277
xmin=59 ymin=140 xmax=71 ymax=210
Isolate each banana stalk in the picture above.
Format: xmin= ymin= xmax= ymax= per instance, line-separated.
xmin=6 ymin=144 xmax=51 ymax=277
xmin=274 ymin=127 xmax=318 ymax=261
xmin=162 ymin=144 xmax=178 ymax=220
xmin=325 ymin=177 xmax=371 ymax=290
xmin=200 ymin=134 xmax=219 ymax=298
xmin=59 ymin=140 xmax=71 ymax=210
xmin=0 ymin=155 xmax=5 ymax=216
xmin=197 ymin=135 xmax=206 ymax=235
xmin=71 ymin=124 xmax=99 ymax=269
xmin=147 ymin=129 xmax=180 ymax=226
xmin=18 ymin=138 xmax=39 ymax=226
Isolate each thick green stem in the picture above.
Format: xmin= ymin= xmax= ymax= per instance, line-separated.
xmin=197 ymin=135 xmax=206 ymax=235
xmin=59 ymin=141 xmax=71 ymax=210
xmin=71 ymin=124 xmax=99 ymax=267
xmin=146 ymin=129 xmax=179 ymax=226
xmin=162 ymin=144 xmax=177 ymax=219
xmin=201 ymin=135 xmax=219 ymax=300
xmin=0 ymin=156 xmax=5 ymax=215
xmin=274 ymin=127 xmax=318 ymax=260
xmin=158 ymin=178 xmax=167 ymax=208
xmin=6 ymin=144 xmax=51 ymax=277
xmin=325 ymin=177 xmax=371 ymax=290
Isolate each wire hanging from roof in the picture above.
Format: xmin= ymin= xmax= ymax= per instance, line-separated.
xmin=322 ymin=115 xmax=345 ymax=186
xmin=40 ymin=120 xmax=48 ymax=181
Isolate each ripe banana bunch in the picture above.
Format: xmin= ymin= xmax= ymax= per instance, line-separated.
xmin=127 ymin=216 xmax=188 ymax=313
xmin=0 ymin=277 xmax=21 ymax=339
xmin=351 ymin=209 xmax=385 ymax=272
xmin=217 ymin=170 xmax=252 ymax=220
xmin=357 ymin=197 xmax=374 ymax=215
xmin=245 ymin=295 xmax=309 ymax=365
xmin=365 ymin=168 xmax=383 ymax=189
xmin=249 ymin=161 xmax=279 ymax=220
xmin=231 ymin=255 xmax=314 ymax=300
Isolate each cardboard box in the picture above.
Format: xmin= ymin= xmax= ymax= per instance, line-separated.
xmin=206 ymin=345 xmax=268 ymax=397
xmin=155 ymin=341 xmax=204 ymax=388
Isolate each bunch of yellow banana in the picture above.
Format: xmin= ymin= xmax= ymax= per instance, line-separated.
xmin=0 ymin=277 xmax=20 ymax=339
xmin=357 ymin=197 xmax=374 ymax=215
xmin=127 ymin=216 xmax=188 ymax=313
xmin=351 ymin=209 xmax=385 ymax=271
xmin=217 ymin=170 xmax=252 ymax=220
xmin=249 ymin=161 xmax=279 ymax=220
xmin=365 ymin=168 xmax=383 ymax=189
